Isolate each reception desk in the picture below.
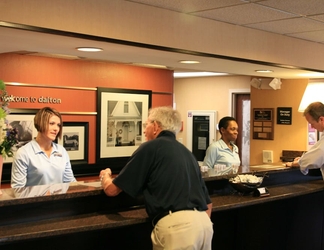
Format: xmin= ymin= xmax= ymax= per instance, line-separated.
xmin=0 ymin=168 xmax=323 ymax=250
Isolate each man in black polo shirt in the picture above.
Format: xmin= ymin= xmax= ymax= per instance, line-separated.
xmin=100 ymin=106 xmax=213 ymax=250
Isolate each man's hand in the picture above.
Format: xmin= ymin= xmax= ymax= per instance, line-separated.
xmin=99 ymin=168 xmax=122 ymax=197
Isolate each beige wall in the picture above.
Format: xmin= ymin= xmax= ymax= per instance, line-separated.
xmin=175 ymin=76 xmax=309 ymax=166
xmin=174 ymin=75 xmax=251 ymax=146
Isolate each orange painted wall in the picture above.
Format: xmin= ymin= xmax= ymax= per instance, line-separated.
xmin=5 ymin=86 xmax=96 ymax=112
xmin=0 ymin=53 xmax=174 ymax=164
xmin=250 ymin=79 xmax=308 ymax=165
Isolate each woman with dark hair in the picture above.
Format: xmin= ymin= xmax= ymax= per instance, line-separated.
xmin=203 ymin=116 xmax=241 ymax=171
xmin=11 ymin=107 xmax=76 ymax=188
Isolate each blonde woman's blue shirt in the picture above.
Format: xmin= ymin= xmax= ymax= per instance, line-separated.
xmin=203 ymin=139 xmax=241 ymax=169
xmin=11 ymin=139 xmax=76 ymax=188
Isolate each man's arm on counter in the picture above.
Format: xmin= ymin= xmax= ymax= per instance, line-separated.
xmin=99 ymin=168 xmax=122 ymax=196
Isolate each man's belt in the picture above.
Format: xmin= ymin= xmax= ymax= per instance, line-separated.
xmin=152 ymin=208 xmax=197 ymax=226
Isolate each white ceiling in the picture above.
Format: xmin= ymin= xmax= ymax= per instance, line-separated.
xmin=127 ymin=0 xmax=324 ymax=42
xmin=1 ymin=0 xmax=324 ymax=79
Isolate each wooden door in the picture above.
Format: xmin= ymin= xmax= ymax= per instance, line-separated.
xmin=235 ymin=94 xmax=250 ymax=167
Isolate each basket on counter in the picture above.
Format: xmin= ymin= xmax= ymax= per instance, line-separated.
xmin=229 ymin=174 xmax=264 ymax=194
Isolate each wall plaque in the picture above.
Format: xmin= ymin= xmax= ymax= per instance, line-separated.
xmin=253 ymin=108 xmax=274 ymax=140
xmin=277 ymin=107 xmax=292 ymax=125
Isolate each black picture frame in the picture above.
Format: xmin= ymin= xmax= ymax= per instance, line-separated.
xmin=4 ymin=109 xmax=38 ymax=164
xmin=58 ymin=122 xmax=89 ymax=166
xmin=2 ymin=109 xmax=38 ymax=182
xmin=96 ymin=88 xmax=152 ymax=168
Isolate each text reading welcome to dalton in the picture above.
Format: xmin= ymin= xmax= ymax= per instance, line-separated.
xmin=3 ymin=95 xmax=61 ymax=104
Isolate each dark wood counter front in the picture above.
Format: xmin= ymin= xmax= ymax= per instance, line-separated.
xmin=0 ymin=170 xmax=323 ymax=250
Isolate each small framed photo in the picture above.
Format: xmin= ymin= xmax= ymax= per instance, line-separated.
xmin=58 ymin=122 xmax=89 ymax=165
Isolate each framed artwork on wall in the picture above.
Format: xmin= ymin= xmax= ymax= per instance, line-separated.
xmin=96 ymin=88 xmax=152 ymax=166
xmin=58 ymin=122 xmax=88 ymax=165
xmin=4 ymin=112 xmax=38 ymax=164
xmin=252 ymin=108 xmax=274 ymax=140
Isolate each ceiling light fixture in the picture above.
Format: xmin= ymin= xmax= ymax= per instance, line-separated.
xmin=250 ymin=78 xmax=262 ymax=89
xmin=174 ymin=72 xmax=228 ymax=78
xmin=255 ymin=70 xmax=273 ymax=73
xmin=298 ymin=81 xmax=324 ymax=112
xmin=269 ymin=78 xmax=282 ymax=90
xmin=76 ymin=47 xmax=103 ymax=52
xmin=179 ymin=60 xmax=200 ymax=64
xmin=250 ymin=78 xmax=276 ymax=90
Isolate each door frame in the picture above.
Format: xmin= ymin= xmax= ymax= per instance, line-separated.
xmin=229 ymin=89 xmax=250 ymax=167
xmin=229 ymin=89 xmax=250 ymax=115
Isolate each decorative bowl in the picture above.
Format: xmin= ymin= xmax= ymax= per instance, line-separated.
xmin=229 ymin=174 xmax=264 ymax=194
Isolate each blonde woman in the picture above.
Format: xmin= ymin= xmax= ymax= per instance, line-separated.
xmin=11 ymin=107 xmax=76 ymax=188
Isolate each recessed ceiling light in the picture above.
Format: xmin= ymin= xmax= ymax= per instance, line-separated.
xmin=255 ymin=70 xmax=273 ymax=73
xmin=179 ymin=60 xmax=200 ymax=64
xmin=76 ymin=47 xmax=103 ymax=52
xmin=174 ymin=72 xmax=229 ymax=78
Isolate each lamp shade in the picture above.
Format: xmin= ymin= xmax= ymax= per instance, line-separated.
xmin=298 ymin=82 xmax=324 ymax=112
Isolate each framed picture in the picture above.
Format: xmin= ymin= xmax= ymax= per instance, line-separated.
xmin=58 ymin=122 xmax=88 ymax=165
xmin=252 ymin=108 xmax=274 ymax=140
xmin=96 ymin=88 xmax=152 ymax=164
xmin=4 ymin=113 xmax=38 ymax=163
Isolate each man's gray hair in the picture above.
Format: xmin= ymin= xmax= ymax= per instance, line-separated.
xmin=148 ymin=106 xmax=182 ymax=134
